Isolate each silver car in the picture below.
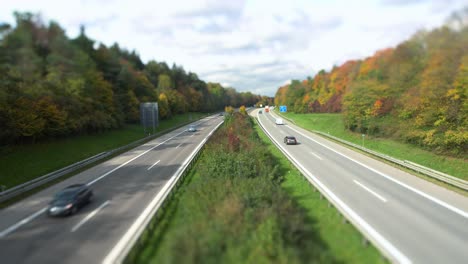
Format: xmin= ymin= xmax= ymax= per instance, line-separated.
xmin=188 ymin=125 xmax=196 ymax=132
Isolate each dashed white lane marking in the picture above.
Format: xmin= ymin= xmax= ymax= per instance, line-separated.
xmin=0 ymin=208 xmax=47 ymax=238
xmin=257 ymin=114 xmax=411 ymax=264
xmin=71 ymin=200 xmax=110 ymax=232
xmin=102 ymin=120 xmax=224 ymax=264
xmin=310 ymin=152 xmax=323 ymax=160
xmin=0 ymin=129 xmax=187 ymax=238
xmin=354 ymin=180 xmax=387 ymax=203
xmin=286 ymin=125 xmax=468 ymax=219
xmin=147 ymin=160 xmax=161 ymax=171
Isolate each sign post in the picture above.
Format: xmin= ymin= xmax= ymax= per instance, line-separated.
xmin=140 ymin=102 xmax=159 ymax=135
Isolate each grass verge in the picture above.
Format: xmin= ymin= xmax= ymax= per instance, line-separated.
xmin=0 ymin=112 xmax=207 ymax=190
xmin=277 ymin=112 xmax=467 ymax=181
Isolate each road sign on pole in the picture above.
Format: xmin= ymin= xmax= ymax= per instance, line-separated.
xmin=140 ymin=102 xmax=159 ymax=135
xmin=280 ymin=105 xmax=287 ymax=113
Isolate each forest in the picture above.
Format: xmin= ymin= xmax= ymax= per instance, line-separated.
xmin=0 ymin=12 xmax=268 ymax=145
xmin=274 ymin=12 xmax=467 ymax=155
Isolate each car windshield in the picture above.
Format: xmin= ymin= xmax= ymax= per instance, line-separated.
xmin=55 ymin=189 xmax=77 ymax=200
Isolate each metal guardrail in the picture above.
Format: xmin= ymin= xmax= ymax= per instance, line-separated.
xmin=253 ymin=115 xmax=402 ymax=263
xmin=0 ymin=152 xmax=108 ymax=203
xmin=106 ymin=120 xmax=224 ymax=264
xmin=313 ymin=131 xmax=468 ymax=191
xmin=0 ymin=118 xmax=208 ymax=204
xmin=273 ymin=110 xmax=467 ymax=192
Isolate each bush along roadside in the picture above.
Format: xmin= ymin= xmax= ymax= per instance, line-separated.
xmin=129 ymin=112 xmax=340 ymax=263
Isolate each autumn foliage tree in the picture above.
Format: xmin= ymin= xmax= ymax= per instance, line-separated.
xmin=0 ymin=12 xmax=264 ymax=145
xmin=274 ymin=11 xmax=468 ymax=154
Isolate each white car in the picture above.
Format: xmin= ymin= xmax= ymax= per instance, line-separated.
xmin=275 ymin=118 xmax=284 ymax=125
xmin=188 ymin=125 xmax=196 ymax=132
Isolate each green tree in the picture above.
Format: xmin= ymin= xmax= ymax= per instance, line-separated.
xmin=157 ymin=74 xmax=172 ymax=91
xmin=158 ymin=93 xmax=171 ymax=119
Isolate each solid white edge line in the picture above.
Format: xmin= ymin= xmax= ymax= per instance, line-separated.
xmin=147 ymin=160 xmax=161 ymax=171
xmin=0 ymin=207 xmax=47 ymax=238
xmin=286 ymin=124 xmax=468 ymax=219
xmin=257 ymin=112 xmax=411 ymax=264
xmin=102 ymin=120 xmax=223 ymax=264
xmin=354 ymin=180 xmax=387 ymax=203
xmin=0 ymin=128 xmax=188 ymax=238
xmin=102 ymin=166 xmax=181 ymax=264
xmin=71 ymin=200 xmax=110 ymax=233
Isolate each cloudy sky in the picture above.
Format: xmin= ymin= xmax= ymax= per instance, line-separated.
xmin=1 ymin=0 xmax=466 ymax=96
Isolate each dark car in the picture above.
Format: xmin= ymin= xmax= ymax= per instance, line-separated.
xmin=48 ymin=184 xmax=93 ymax=216
xmin=284 ymin=136 xmax=297 ymax=145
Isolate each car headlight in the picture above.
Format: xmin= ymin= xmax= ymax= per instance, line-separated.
xmin=65 ymin=204 xmax=73 ymax=209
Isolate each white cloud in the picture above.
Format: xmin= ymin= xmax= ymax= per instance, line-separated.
xmin=1 ymin=0 xmax=467 ymax=96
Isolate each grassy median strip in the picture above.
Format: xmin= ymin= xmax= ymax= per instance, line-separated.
xmin=128 ymin=113 xmax=385 ymax=263
xmin=0 ymin=112 xmax=206 ymax=190
xmin=278 ymin=112 xmax=467 ymax=181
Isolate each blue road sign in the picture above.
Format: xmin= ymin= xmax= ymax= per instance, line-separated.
xmin=280 ymin=105 xmax=287 ymax=113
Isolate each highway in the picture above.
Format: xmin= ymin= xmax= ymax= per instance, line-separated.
xmin=255 ymin=109 xmax=468 ymax=264
xmin=0 ymin=114 xmax=224 ymax=264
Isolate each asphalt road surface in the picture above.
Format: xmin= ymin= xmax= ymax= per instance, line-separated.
xmin=0 ymin=114 xmax=223 ymax=264
xmin=256 ymin=109 xmax=468 ymax=264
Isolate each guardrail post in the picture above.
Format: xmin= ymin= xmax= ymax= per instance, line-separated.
xmin=362 ymin=237 xmax=369 ymax=247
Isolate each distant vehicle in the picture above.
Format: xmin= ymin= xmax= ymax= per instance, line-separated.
xmin=188 ymin=125 xmax=196 ymax=132
xmin=219 ymin=112 xmax=224 ymax=116
xmin=48 ymin=184 xmax=93 ymax=216
xmin=259 ymin=110 xmax=263 ymax=114
xmin=284 ymin=136 xmax=297 ymax=145
xmin=275 ymin=118 xmax=284 ymax=125
xmin=265 ymin=106 xmax=270 ymax=113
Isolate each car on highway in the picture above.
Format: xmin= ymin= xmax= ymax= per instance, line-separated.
xmin=275 ymin=118 xmax=284 ymax=125
xmin=188 ymin=125 xmax=196 ymax=132
xmin=259 ymin=110 xmax=263 ymax=114
xmin=284 ymin=136 xmax=297 ymax=145
xmin=48 ymin=184 xmax=93 ymax=216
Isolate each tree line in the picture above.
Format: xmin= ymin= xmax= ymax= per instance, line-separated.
xmin=0 ymin=12 xmax=267 ymax=145
xmin=274 ymin=10 xmax=467 ymax=155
